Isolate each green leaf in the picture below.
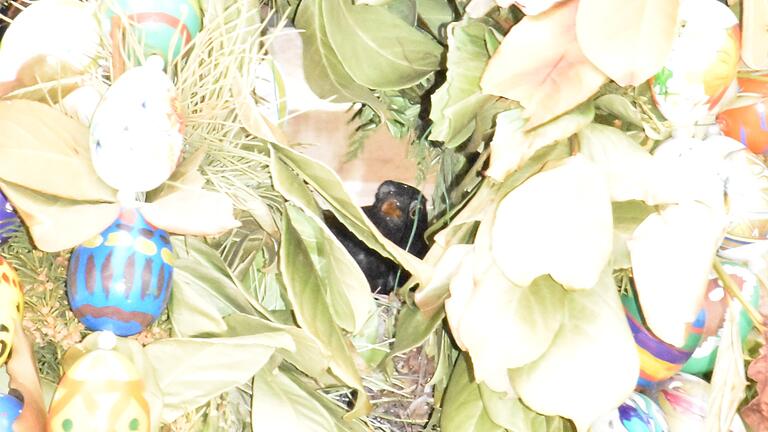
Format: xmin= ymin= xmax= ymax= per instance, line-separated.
xmin=0 ymin=179 xmax=119 ymax=252
xmin=323 ymin=0 xmax=443 ymax=90
xmin=223 ymin=313 xmax=331 ymax=381
xmin=441 ymin=355 xmax=505 ymax=432
xmin=294 ymin=0 xmax=384 ymax=110
xmin=429 ymin=19 xmax=496 ymax=147
xmin=270 ymin=142 xmax=429 ymax=283
xmin=383 ymin=0 xmax=418 ymax=24
xmin=611 ymin=200 xmax=655 ymax=269
xmin=251 ymin=368 xmax=339 ymax=431
xmin=281 ymin=205 xmax=371 ymax=418
xmin=479 ymin=383 xmax=571 ymax=432
xmin=510 ymin=268 xmax=639 ymax=431
xmin=417 ymin=0 xmax=455 ymax=40
xmin=389 ymin=302 xmax=445 ymax=359
xmin=595 ymin=94 xmax=643 ymax=127
xmin=286 ymin=372 xmax=372 ymax=432
xmin=0 ymin=100 xmax=117 ymax=202
xmin=270 ymin=148 xmax=322 ymax=217
xmin=145 ymin=334 xmax=293 ymax=423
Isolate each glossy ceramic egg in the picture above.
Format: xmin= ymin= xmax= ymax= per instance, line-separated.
xmin=590 ymin=392 xmax=669 ymax=432
xmin=649 ymin=0 xmax=740 ymax=131
xmin=0 ymin=393 xmax=22 ymax=432
xmin=100 ymin=0 xmax=202 ymax=64
xmin=682 ymin=260 xmax=759 ymax=375
xmin=717 ymin=78 xmax=768 ymax=155
xmin=0 ymin=256 xmax=23 ymax=366
xmin=0 ymin=191 xmax=18 ymax=244
xmin=622 ymin=287 xmax=703 ymax=390
xmin=67 ymin=208 xmax=173 ymax=336
xmin=652 ymin=373 xmax=746 ymax=431
xmin=48 ymin=349 xmax=149 ymax=432
xmin=89 ymin=57 xmax=184 ymax=193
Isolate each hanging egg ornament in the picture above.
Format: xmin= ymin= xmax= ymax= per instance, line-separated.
xmin=622 ymin=287 xmax=703 ymax=390
xmin=0 ymin=393 xmax=22 ymax=432
xmin=0 ymin=256 xmax=23 ymax=366
xmin=48 ymin=348 xmax=149 ymax=432
xmin=100 ymin=0 xmax=202 ymax=65
xmin=89 ymin=56 xmax=184 ymax=194
xmin=717 ymin=78 xmax=768 ymax=155
xmin=0 ymin=191 xmax=18 ymax=244
xmin=67 ymin=208 xmax=173 ymax=336
xmin=682 ymin=260 xmax=759 ymax=375
xmin=590 ymin=392 xmax=669 ymax=432
xmin=649 ymin=0 xmax=740 ymax=133
xmin=652 ymin=373 xmax=746 ymax=432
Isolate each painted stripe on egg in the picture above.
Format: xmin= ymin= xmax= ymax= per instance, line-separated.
xmin=72 ymin=304 xmax=155 ymax=328
xmin=126 ymin=12 xmax=192 ymax=44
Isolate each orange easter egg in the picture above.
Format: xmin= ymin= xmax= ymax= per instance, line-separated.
xmin=0 ymin=256 xmax=23 ymax=366
xmin=717 ymin=78 xmax=768 ymax=154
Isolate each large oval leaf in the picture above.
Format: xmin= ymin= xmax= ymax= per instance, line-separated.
xmin=628 ymin=202 xmax=726 ymax=347
xmin=491 ymin=155 xmax=613 ymax=289
xmin=323 ymin=0 xmax=443 ymax=90
xmin=510 ymin=268 xmax=639 ymax=431
xmin=0 ymin=100 xmax=116 ymax=201
xmin=441 ymin=355 xmax=506 ymax=432
xmin=576 ymin=0 xmax=679 ymax=86
xmin=480 ymin=0 xmax=606 ymax=129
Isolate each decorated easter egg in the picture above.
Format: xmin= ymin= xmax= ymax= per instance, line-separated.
xmin=48 ymin=348 xmax=149 ymax=432
xmin=717 ymin=78 xmax=768 ymax=155
xmin=89 ymin=56 xmax=184 ymax=193
xmin=0 ymin=0 xmax=100 ymax=82
xmin=622 ymin=287 xmax=703 ymax=390
xmin=591 ymin=392 xmax=669 ymax=432
xmin=67 ymin=208 xmax=173 ymax=336
xmin=682 ymin=260 xmax=759 ymax=375
xmin=0 ymin=393 xmax=22 ymax=432
xmin=653 ymin=373 xmax=746 ymax=431
xmin=0 ymin=191 xmax=18 ymax=244
xmin=0 ymin=256 xmax=23 ymax=366
xmin=100 ymin=0 xmax=202 ymax=64
xmin=649 ymin=0 xmax=740 ymax=131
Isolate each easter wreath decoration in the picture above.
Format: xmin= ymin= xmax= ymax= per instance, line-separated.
xmin=4 ymin=0 xmax=768 ymax=431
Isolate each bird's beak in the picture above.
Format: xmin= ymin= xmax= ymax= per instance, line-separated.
xmin=381 ymin=199 xmax=402 ymax=219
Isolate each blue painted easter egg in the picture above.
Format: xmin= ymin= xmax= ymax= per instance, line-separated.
xmin=0 ymin=393 xmax=22 ymax=432
xmin=66 ymin=208 xmax=173 ymax=336
xmin=590 ymin=392 xmax=669 ymax=432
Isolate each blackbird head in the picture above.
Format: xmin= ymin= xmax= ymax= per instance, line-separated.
xmin=369 ymin=180 xmax=428 ymax=256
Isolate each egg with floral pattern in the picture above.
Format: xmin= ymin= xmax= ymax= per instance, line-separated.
xmin=0 ymin=192 xmax=18 ymax=244
xmin=48 ymin=349 xmax=149 ymax=432
xmin=0 ymin=392 xmax=22 ymax=432
xmin=66 ymin=208 xmax=173 ymax=336
xmin=0 ymin=256 xmax=23 ymax=366
xmin=591 ymin=392 xmax=669 ymax=432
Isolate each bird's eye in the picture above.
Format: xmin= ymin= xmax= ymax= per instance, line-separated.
xmin=409 ymin=201 xmax=421 ymax=219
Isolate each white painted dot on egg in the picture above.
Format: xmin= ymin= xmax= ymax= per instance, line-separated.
xmin=709 ymin=287 xmax=725 ymax=302
xmin=113 ymin=281 xmax=127 ymax=294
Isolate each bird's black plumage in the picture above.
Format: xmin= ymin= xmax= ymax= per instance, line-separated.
xmin=324 ymin=180 xmax=429 ymax=295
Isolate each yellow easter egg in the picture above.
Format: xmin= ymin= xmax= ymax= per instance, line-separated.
xmin=48 ymin=349 xmax=149 ymax=432
xmin=0 ymin=256 xmax=23 ymax=366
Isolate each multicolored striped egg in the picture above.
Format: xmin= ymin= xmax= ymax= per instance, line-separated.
xmin=67 ymin=208 xmax=173 ymax=336
xmin=48 ymin=349 xmax=149 ymax=432
xmin=651 ymin=373 xmax=746 ymax=432
xmin=590 ymin=392 xmax=669 ymax=432
xmin=649 ymin=0 xmax=740 ymax=131
xmin=89 ymin=57 xmax=184 ymax=194
xmin=0 ymin=256 xmax=23 ymax=366
xmin=717 ymin=78 xmax=768 ymax=155
xmin=622 ymin=287 xmax=703 ymax=390
xmin=101 ymin=0 xmax=202 ymax=64
xmin=0 ymin=191 xmax=18 ymax=244
xmin=682 ymin=260 xmax=759 ymax=375
xmin=0 ymin=393 xmax=22 ymax=432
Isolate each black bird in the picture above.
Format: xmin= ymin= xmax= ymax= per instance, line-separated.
xmin=324 ymin=180 xmax=429 ymax=295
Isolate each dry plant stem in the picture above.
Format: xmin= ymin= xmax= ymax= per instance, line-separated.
xmin=7 ymin=322 xmax=46 ymax=432
xmin=111 ymin=16 xmax=125 ymax=81
xmin=714 ymin=259 xmax=767 ymax=333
